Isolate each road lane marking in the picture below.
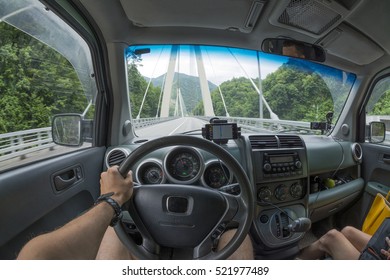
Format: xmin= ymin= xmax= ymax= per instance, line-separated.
xmin=168 ymin=118 xmax=188 ymax=135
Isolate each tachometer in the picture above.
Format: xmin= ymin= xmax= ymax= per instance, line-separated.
xmin=165 ymin=147 xmax=204 ymax=184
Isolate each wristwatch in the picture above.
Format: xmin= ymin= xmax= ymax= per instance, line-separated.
xmin=95 ymin=192 xmax=122 ymax=226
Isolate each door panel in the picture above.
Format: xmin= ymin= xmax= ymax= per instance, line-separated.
xmin=360 ymin=143 xmax=390 ymax=225
xmin=362 ymin=143 xmax=390 ymax=195
xmin=0 ymin=147 xmax=105 ymax=259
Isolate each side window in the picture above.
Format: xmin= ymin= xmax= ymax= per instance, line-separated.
xmin=0 ymin=1 xmax=96 ymax=171
xmin=366 ymin=76 xmax=390 ymax=145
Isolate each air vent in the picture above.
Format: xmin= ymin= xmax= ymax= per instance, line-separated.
xmin=351 ymin=143 xmax=362 ymax=163
xmin=249 ymin=135 xmax=278 ymax=149
xmin=278 ymin=135 xmax=304 ymax=148
xmin=250 ymin=135 xmax=304 ymax=149
xmin=105 ymin=148 xmax=129 ymax=168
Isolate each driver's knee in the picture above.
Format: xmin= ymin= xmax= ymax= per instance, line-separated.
xmin=217 ymin=229 xmax=254 ymax=260
xmin=317 ymin=229 xmax=343 ymax=253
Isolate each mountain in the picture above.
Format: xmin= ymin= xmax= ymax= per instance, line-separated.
xmin=144 ymin=72 xmax=217 ymax=114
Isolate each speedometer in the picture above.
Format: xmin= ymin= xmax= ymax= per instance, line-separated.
xmin=164 ymin=147 xmax=204 ymax=184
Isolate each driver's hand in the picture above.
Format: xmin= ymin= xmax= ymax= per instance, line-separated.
xmin=100 ymin=166 xmax=133 ymax=206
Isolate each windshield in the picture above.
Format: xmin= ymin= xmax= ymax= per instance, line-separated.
xmin=126 ymin=45 xmax=356 ymax=137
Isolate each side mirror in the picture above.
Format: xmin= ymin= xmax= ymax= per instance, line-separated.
xmin=52 ymin=114 xmax=83 ymax=146
xmin=261 ymin=38 xmax=326 ymax=62
xmin=369 ymin=121 xmax=386 ymax=143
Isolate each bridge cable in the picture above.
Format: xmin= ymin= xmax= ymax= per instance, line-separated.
xmin=136 ymin=47 xmax=164 ymax=119
xmin=205 ymin=48 xmax=230 ymax=117
xmin=228 ymin=48 xmax=279 ymax=120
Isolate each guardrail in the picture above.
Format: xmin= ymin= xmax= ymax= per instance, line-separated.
xmin=0 ymin=127 xmax=55 ymax=162
xmin=132 ymin=116 xmax=178 ymax=128
xmin=0 ymin=117 xmax=178 ymax=162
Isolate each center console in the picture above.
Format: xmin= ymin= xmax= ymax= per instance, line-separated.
xmin=248 ymin=135 xmax=309 ymax=257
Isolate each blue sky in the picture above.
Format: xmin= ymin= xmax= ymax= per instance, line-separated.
xmin=128 ymin=45 xmax=288 ymax=86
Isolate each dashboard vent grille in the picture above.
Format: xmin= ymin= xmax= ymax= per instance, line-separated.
xmin=278 ymin=135 xmax=304 ymax=148
xmin=249 ymin=135 xmax=278 ymax=149
xmin=106 ymin=148 xmax=129 ymax=168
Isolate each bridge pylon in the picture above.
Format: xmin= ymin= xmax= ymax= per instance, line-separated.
xmin=159 ymin=46 xmax=215 ymax=117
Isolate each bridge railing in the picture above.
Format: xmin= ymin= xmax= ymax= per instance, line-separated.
xmin=0 ymin=117 xmax=178 ymax=162
xmin=0 ymin=127 xmax=55 ymax=162
xmin=132 ymin=117 xmax=178 ymax=128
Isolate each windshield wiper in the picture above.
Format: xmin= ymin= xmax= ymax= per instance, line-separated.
xmin=180 ymin=129 xmax=202 ymax=135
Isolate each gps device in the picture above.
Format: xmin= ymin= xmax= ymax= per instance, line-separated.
xmin=202 ymin=120 xmax=240 ymax=144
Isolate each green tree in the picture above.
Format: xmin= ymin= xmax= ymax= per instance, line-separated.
xmin=0 ymin=22 xmax=88 ymax=134
xmin=128 ymin=64 xmax=161 ymax=118
xmin=194 ymin=77 xmax=259 ymax=117
xmin=369 ymin=90 xmax=390 ymax=115
xmin=262 ymin=62 xmax=333 ymax=121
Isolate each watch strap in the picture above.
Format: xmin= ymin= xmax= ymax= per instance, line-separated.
xmin=95 ymin=192 xmax=123 ymax=226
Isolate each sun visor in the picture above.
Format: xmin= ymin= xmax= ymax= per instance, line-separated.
xmin=119 ymin=0 xmax=266 ymax=33
xmin=318 ymin=24 xmax=384 ymax=65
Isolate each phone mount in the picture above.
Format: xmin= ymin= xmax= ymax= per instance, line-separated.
xmin=202 ymin=118 xmax=240 ymax=144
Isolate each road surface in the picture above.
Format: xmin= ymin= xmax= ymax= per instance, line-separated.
xmin=136 ymin=117 xmax=209 ymax=138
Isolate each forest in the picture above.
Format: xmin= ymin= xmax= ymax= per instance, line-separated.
xmin=0 ymin=22 xmax=89 ymax=134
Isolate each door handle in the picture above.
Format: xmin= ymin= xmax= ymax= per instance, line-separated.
xmin=53 ymin=165 xmax=83 ymax=191
xmin=54 ymin=174 xmax=77 ymax=191
xmin=383 ymin=154 xmax=390 ymax=164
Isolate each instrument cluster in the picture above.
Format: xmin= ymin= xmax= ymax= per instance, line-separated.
xmin=135 ymin=146 xmax=233 ymax=189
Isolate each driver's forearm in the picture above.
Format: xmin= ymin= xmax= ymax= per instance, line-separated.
xmin=17 ymin=202 xmax=114 ymax=260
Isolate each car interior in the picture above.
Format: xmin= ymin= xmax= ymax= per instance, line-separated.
xmin=1 ymin=0 xmax=390 ymax=260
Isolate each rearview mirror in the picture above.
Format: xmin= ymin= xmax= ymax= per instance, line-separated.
xmin=262 ymin=38 xmax=326 ymax=62
xmin=369 ymin=121 xmax=386 ymax=143
xmin=52 ymin=114 xmax=83 ymax=146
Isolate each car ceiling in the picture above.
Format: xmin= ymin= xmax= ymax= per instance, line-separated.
xmin=75 ymin=0 xmax=390 ymax=75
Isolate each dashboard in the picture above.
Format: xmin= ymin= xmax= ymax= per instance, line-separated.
xmin=104 ymin=132 xmax=364 ymax=258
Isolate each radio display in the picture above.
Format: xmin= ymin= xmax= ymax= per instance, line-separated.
xmin=270 ymin=156 xmax=293 ymax=164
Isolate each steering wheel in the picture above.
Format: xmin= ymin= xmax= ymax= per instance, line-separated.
xmin=114 ymin=135 xmax=254 ymax=259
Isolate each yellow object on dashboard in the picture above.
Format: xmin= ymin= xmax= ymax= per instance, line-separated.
xmin=324 ymin=178 xmax=335 ymax=189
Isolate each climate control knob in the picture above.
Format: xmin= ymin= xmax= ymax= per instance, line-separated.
xmin=258 ymin=187 xmax=272 ymax=202
xmin=274 ymin=184 xmax=288 ymax=201
xmin=290 ymin=182 xmax=304 ymax=198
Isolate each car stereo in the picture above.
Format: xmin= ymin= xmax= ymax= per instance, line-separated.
xmin=263 ymin=152 xmax=303 ymax=178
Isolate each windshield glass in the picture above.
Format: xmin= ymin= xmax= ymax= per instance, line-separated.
xmin=126 ymin=45 xmax=356 ymax=137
